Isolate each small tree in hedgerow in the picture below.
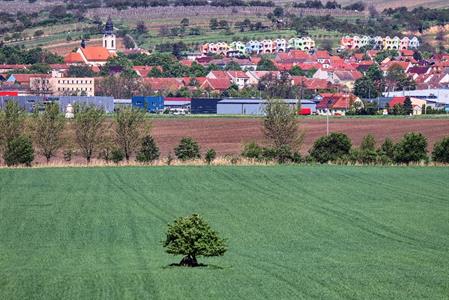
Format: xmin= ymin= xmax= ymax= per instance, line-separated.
xmin=379 ymin=137 xmax=395 ymax=161
xmin=309 ymin=132 xmax=352 ymax=163
xmin=358 ymin=134 xmax=378 ymax=164
xmin=174 ymin=137 xmax=201 ymax=161
xmin=136 ymin=135 xmax=160 ymax=163
xmin=114 ymin=107 xmax=145 ymax=162
xmin=163 ymin=214 xmax=227 ymax=267
xmin=4 ymin=135 xmax=35 ymax=167
xmin=205 ymin=148 xmax=216 ymax=165
xmin=32 ymin=103 xmax=65 ymax=163
xmin=431 ymin=136 xmax=449 ymax=163
xmin=74 ymin=105 xmax=105 ymax=163
xmin=393 ymin=132 xmax=428 ymax=164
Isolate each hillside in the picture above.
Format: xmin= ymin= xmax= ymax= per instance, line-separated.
xmin=1 ymin=0 xmax=448 ymax=52
xmin=0 ymin=166 xmax=448 ymax=299
xmin=271 ymin=0 xmax=449 ymax=9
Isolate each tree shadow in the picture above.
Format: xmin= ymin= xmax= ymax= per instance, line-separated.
xmin=162 ymin=263 xmax=225 ymax=270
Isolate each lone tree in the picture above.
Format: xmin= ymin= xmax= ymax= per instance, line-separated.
xmin=163 ymin=214 xmax=227 ymax=267
xmin=32 ymin=103 xmax=65 ymax=163
xmin=114 ymin=107 xmax=145 ymax=162
xmin=263 ymin=98 xmax=304 ymax=151
xmin=74 ymin=105 xmax=105 ymax=163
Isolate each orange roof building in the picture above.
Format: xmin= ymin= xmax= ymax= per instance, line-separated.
xmin=77 ymin=47 xmax=113 ymax=66
xmin=64 ymin=52 xmax=84 ymax=64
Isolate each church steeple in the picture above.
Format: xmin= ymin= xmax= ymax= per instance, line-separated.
xmin=104 ymin=17 xmax=114 ymax=36
xmin=102 ymin=16 xmax=116 ymax=53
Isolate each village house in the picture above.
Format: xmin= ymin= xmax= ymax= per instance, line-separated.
xmin=316 ymin=93 xmax=363 ymax=116
xmin=206 ymin=70 xmax=248 ymax=89
xmin=388 ymin=96 xmax=426 ymax=115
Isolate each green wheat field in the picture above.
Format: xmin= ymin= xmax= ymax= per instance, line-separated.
xmin=0 ymin=166 xmax=448 ymax=299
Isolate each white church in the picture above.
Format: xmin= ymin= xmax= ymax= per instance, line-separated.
xmin=64 ymin=17 xmax=117 ymax=66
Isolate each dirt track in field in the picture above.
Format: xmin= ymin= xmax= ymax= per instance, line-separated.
xmin=150 ymin=117 xmax=449 ymax=156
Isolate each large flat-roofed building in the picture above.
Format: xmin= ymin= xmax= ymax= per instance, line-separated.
xmin=217 ymin=98 xmax=300 ymax=115
xmin=51 ymin=77 xmax=95 ymax=96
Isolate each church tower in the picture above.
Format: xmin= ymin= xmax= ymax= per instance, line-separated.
xmin=103 ymin=17 xmax=116 ymax=53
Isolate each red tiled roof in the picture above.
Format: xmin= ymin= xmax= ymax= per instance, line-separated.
xmin=401 ymin=49 xmax=414 ymax=56
xmin=382 ymin=61 xmax=411 ymax=72
xmin=389 ymin=96 xmax=406 ymax=106
xmin=180 ymin=60 xmax=193 ymax=67
xmin=143 ymin=78 xmax=184 ymax=91
xmin=334 ymin=70 xmax=363 ymax=81
xmin=200 ymin=78 xmax=231 ymax=91
xmin=132 ymin=66 xmax=162 ymax=77
xmin=275 ymin=62 xmax=293 ymax=71
xmin=316 ymin=93 xmax=355 ymax=110
xmin=80 ymin=47 xmax=111 ymax=62
xmin=315 ymin=50 xmax=330 ymax=59
xmin=64 ymin=52 xmax=84 ymax=64
xmin=10 ymin=73 xmax=50 ymax=85
xmin=297 ymin=62 xmax=320 ymax=70
xmin=0 ymin=64 xmax=28 ymax=70
xmin=291 ymin=76 xmax=330 ymax=90
xmin=250 ymin=57 xmax=262 ymax=64
xmin=353 ymin=53 xmax=364 ymax=61
xmin=207 ymin=70 xmax=229 ymax=79
xmin=289 ymin=50 xmax=310 ymax=59
xmin=226 ymin=71 xmax=249 ymax=79
xmin=366 ymin=50 xmax=379 ymax=58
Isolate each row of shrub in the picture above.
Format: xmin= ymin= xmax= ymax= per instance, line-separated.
xmin=1 ymin=134 xmax=219 ymax=167
xmin=242 ymin=132 xmax=449 ymax=165
xmin=0 ymin=101 xmax=219 ymax=167
xmin=2 ymin=131 xmax=449 ymax=167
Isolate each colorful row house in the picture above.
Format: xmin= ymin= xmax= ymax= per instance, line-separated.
xmin=201 ymin=37 xmax=315 ymax=56
xmin=340 ymin=36 xmax=420 ymax=50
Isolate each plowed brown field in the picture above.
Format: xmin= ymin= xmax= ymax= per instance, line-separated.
xmin=151 ymin=117 xmax=449 ymax=156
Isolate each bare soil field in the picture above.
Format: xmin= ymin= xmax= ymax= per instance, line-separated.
xmin=6 ymin=117 xmax=449 ymax=166
xmin=151 ymin=117 xmax=449 ymax=156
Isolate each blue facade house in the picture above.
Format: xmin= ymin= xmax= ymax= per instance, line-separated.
xmin=132 ymin=96 xmax=164 ymax=112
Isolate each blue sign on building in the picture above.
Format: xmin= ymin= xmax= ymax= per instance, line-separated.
xmin=132 ymin=96 xmax=164 ymax=112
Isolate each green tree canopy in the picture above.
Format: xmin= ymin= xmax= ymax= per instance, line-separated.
xmin=163 ymin=214 xmax=227 ymax=267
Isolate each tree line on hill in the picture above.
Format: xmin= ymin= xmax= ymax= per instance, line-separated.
xmin=0 ymin=45 xmax=63 ymax=65
xmin=1 ymin=100 xmax=449 ymax=167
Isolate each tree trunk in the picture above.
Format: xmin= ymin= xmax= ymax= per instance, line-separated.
xmin=180 ymin=255 xmax=198 ymax=267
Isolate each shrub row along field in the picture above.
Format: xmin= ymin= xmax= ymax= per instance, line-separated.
xmin=0 ymin=166 xmax=448 ymax=299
